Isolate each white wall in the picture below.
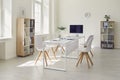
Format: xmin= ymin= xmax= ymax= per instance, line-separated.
xmin=5 ymin=0 xmax=33 ymax=59
xmin=0 ymin=0 xmax=33 ymax=60
xmin=0 ymin=42 xmax=5 ymax=59
xmin=0 ymin=0 xmax=56 ymax=59
xmin=2 ymin=0 xmax=120 ymax=59
xmin=57 ymin=0 xmax=120 ymax=48
xmin=0 ymin=0 xmax=12 ymax=59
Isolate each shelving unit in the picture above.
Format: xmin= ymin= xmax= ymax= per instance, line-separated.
xmin=16 ymin=18 xmax=35 ymax=56
xmin=100 ymin=21 xmax=114 ymax=49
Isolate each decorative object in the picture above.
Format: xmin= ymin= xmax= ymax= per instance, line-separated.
xmin=84 ymin=12 xmax=91 ymax=18
xmin=104 ymin=15 xmax=110 ymax=21
xmin=19 ymin=7 xmax=26 ymax=17
xmin=57 ymin=26 xmax=66 ymax=38
xmin=58 ymin=26 xmax=66 ymax=31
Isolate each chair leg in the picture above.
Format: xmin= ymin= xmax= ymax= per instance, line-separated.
xmin=76 ymin=53 xmax=82 ymax=67
xmin=76 ymin=52 xmax=84 ymax=67
xmin=44 ymin=51 xmax=51 ymax=60
xmin=35 ymin=51 xmax=42 ymax=64
xmin=51 ymin=47 xmax=57 ymax=59
xmin=44 ymin=52 xmax=48 ymax=66
xmin=90 ymin=50 xmax=93 ymax=57
xmin=85 ymin=52 xmax=90 ymax=68
xmin=76 ymin=52 xmax=93 ymax=68
xmin=87 ymin=53 xmax=93 ymax=66
xmin=61 ymin=46 xmax=65 ymax=54
xmin=80 ymin=53 xmax=84 ymax=64
xmin=51 ymin=45 xmax=65 ymax=59
xmin=55 ymin=45 xmax=65 ymax=54
xmin=55 ymin=45 xmax=59 ymax=53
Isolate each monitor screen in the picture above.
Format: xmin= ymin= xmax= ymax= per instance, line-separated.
xmin=70 ymin=25 xmax=83 ymax=33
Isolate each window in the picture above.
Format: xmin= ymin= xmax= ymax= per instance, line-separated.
xmin=0 ymin=0 xmax=12 ymax=39
xmin=43 ymin=0 xmax=49 ymax=34
xmin=35 ymin=0 xmax=49 ymax=35
xmin=0 ymin=0 xmax=2 ymax=36
xmin=35 ymin=1 xmax=42 ymax=35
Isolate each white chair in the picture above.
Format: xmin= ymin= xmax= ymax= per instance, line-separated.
xmin=34 ymin=35 xmax=51 ymax=66
xmin=84 ymin=35 xmax=94 ymax=57
xmin=76 ymin=35 xmax=94 ymax=68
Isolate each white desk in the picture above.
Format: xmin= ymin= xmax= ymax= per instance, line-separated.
xmin=43 ymin=37 xmax=81 ymax=71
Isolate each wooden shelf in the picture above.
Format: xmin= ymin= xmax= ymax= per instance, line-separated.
xmin=16 ymin=18 xmax=35 ymax=57
xmin=100 ymin=21 xmax=115 ymax=49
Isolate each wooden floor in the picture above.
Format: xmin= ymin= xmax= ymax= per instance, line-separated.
xmin=0 ymin=47 xmax=120 ymax=80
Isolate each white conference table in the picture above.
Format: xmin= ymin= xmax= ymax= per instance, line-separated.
xmin=43 ymin=36 xmax=84 ymax=71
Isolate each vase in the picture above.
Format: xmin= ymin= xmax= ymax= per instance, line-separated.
xmin=58 ymin=34 xmax=61 ymax=38
xmin=106 ymin=19 xmax=109 ymax=21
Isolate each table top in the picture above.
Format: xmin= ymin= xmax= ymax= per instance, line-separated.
xmin=44 ymin=38 xmax=76 ymax=45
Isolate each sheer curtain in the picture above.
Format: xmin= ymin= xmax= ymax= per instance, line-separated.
xmin=0 ymin=0 xmax=12 ymax=39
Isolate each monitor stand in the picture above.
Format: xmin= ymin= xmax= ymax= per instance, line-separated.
xmin=76 ymin=34 xmax=79 ymax=37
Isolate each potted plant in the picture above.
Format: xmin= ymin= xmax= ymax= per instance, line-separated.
xmin=58 ymin=26 xmax=66 ymax=31
xmin=104 ymin=15 xmax=110 ymax=21
xmin=57 ymin=26 xmax=66 ymax=38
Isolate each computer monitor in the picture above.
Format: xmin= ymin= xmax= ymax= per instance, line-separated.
xmin=70 ymin=25 xmax=83 ymax=33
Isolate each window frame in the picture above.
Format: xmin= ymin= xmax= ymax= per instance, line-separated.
xmin=34 ymin=0 xmax=50 ymax=35
xmin=0 ymin=0 xmax=2 ymax=37
xmin=35 ymin=1 xmax=42 ymax=35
